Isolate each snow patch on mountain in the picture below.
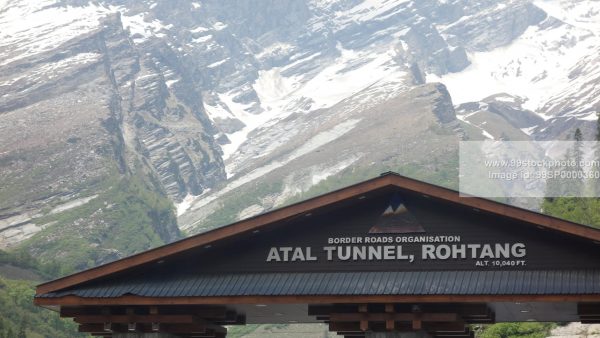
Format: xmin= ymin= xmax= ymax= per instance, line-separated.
xmin=232 ymin=153 xmax=362 ymax=221
xmin=430 ymin=1 xmax=600 ymax=120
xmin=121 ymin=12 xmax=170 ymax=43
xmin=203 ymin=102 xmax=233 ymax=120
xmin=310 ymin=154 xmax=362 ymax=186
xmin=220 ymin=43 xmax=406 ymax=166
xmin=256 ymin=42 xmax=295 ymax=60
xmin=176 ymin=191 xmax=210 ymax=217
xmin=310 ymin=0 xmax=411 ymax=30
xmin=48 ymin=195 xmax=98 ymax=215
xmin=219 ymin=91 xmax=271 ymax=161
xmin=0 ymin=52 xmax=100 ymax=88
xmin=536 ymin=0 xmax=600 ymax=34
xmin=0 ymin=1 xmax=114 ymax=66
xmin=457 ymin=112 xmax=495 ymax=140
xmin=183 ymin=118 xmax=361 ymax=222
xmin=285 ymin=45 xmax=404 ymax=110
xmin=254 ymin=68 xmax=299 ymax=112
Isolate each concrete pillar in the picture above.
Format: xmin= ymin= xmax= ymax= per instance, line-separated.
xmin=366 ymin=332 xmax=433 ymax=338
xmin=113 ymin=334 xmax=181 ymax=338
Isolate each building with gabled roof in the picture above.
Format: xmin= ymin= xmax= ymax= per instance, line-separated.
xmin=34 ymin=172 xmax=600 ymax=338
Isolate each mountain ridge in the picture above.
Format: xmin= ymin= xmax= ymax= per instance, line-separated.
xmin=1 ymin=0 xmax=598 ymax=268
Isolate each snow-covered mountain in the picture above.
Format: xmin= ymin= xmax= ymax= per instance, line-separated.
xmin=430 ymin=0 xmax=600 ymax=140
xmin=0 ymin=0 xmax=598 ymax=264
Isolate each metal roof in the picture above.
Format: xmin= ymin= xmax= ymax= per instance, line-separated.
xmin=37 ymin=269 xmax=600 ymax=299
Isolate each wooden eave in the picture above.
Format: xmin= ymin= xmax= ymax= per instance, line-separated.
xmin=34 ymin=294 xmax=600 ymax=307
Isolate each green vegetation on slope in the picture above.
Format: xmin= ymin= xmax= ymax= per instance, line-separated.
xmin=0 ymin=246 xmax=93 ymax=337
xmin=189 ymin=151 xmax=459 ymax=234
xmin=542 ymin=198 xmax=600 ymax=228
xmin=227 ymin=323 xmax=336 ymax=338
xmin=0 ymin=276 xmax=86 ymax=338
xmin=227 ymin=324 xmax=261 ymax=337
xmin=477 ymin=323 xmax=556 ymax=338
xmin=289 ymin=152 xmax=459 ymax=206
xmin=0 ymin=165 xmax=181 ymax=338
xmin=19 ymin=171 xmax=180 ymax=277
xmin=542 ymin=126 xmax=600 ymax=229
xmin=190 ymin=180 xmax=284 ymax=233
xmin=0 ymin=249 xmax=86 ymax=338
xmin=0 ymin=250 xmax=42 ymax=274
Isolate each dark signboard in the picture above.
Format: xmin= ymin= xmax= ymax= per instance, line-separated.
xmin=166 ymin=190 xmax=600 ymax=275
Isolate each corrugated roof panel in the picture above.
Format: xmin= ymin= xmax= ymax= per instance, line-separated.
xmin=332 ymin=273 xmax=346 ymax=295
xmin=318 ymin=272 xmax=330 ymax=295
xmin=456 ymin=270 xmax=469 ymax=295
xmin=216 ymin=274 xmax=234 ymax=296
xmin=557 ymin=271 xmax=567 ymax=294
xmin=110 ymin=283 xmax=130 ymax=297
xmin=255 ymin=273 xmax=268 ymax=294
xmin=377 ymin=270 xmax=391 ymax=295
xmin=505 ymin=271 xmax=517 ymax=294
xmin=590 ymin=271 xmax=600 ymax=293
xmin=287 ymin=272 xmax=303 ymax=295
xmin=269 ymin=273 xmax=283 ymax=296
xmin=579 ymin=270 xmax=590 ymax=294
xmin=388 ymin=272 xmax=400 ymax=294
xmin=208 ymin=275 xmax=221 ymax=296
xmin=154 ymin=279 xmax=172 ymax=297
xmin=329 ymin=273 xmax=342 ymax=295
xmin=548 ymin=270 xmax=558 ymax=294
xmin=434 ymin=270 xmax=449 ymax=295
xmin=191 ymin=275 xmax=210 ymax=296
xmin=449 ymin=270 xmax=462 ymax=294
xmin=573 ymin=270 xmax=585 ymax=294
xmin=421 ymin=271 xmax=441 ymax=295
xmin=167 ymin=278 xmax=184 ymax=297
xmin=483 ymin=270 xmax=493 ymax=295
xmin=523 ymin=270 xmax=533 ymax=294
xmin=36 ymin=270 xmax=600 ymax=299
xmin=147 ymin=280 xmax=162 ymax=297
xmin=419 ymin=271 xmax=431 ymax=295
xmin=227 ymin=274 xmax=242 ymax=296
xmin=358 ymin=272 xmax=370 ymax=295
xmin=411 ymin=271 xmax=425 ymax=295
xmin=530 ymin=270 xmax=541 ymax=295
xmin=401 ymin=271 xmax=415 ymax=294
xmin=354 ymin=272 xmax=367 ymax=295
xmin=431 ymin=271 xmax=445 ymax=295
xmin=182 ymin=276 xmax=199 ymax=296
xmin=280 ymin=274 xmax=296 ymax=296
xmin=186 ymin=274 xmax=204 ymax=296
xmin=384 ymin=272 xmax=396 ymax=295
xmin=566 ymin=271 xmax=577 ymax=294
xmin=309 ymin=272 xmax=326 ymax=295
xmin=340 ymin=271 xmax=355 ymax=295
xmin=78 ymin=288 xmax=92 ymax=298
xmin=147 ymin=277 xmax=164 ymax=297
xmin=328 ymin=273 xmax=341 ymax=295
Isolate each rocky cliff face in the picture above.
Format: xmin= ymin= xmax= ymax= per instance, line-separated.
xmin=179 ymin=82 xmax=466 ymax=233
xmin=0 ymin=2 xmax=224 ymax=267
xmin=1 ymin=0 xmax=598 ymax=268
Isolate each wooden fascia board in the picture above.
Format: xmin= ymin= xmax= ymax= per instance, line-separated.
xmin=34 ymin=294 xmax=600 ymax=307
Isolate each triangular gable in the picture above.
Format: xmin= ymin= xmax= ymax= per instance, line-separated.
xmin=36 ymin=172 xmax=600 ymax=296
